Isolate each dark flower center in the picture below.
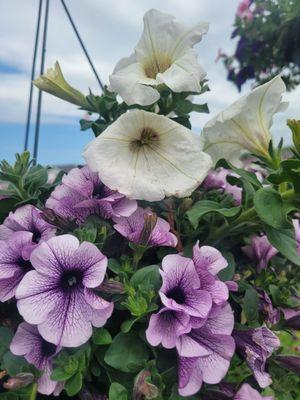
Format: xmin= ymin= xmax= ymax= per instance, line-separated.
xmin=60 ymin=269 xmax=83 ymax=291
xmin=18 ymin=259 xmax=33 ymax=273
xmin=130 ymin=128 xmax=159 ymax=151
xmin=32 ymin=228 xmax=41 ymax=243
xmin=92 ymin=183 xmax=105 ymax=199
xmin=167 ymin=287 xmax=186 ymax=304
xmin=41 ymin=339 xmax=57 ymax=358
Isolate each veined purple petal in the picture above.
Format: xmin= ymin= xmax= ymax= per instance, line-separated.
xmin=146 ymin=308 xmax=191 ymax=349
xmin=242 ymin=235 xmax=278 ymax=271
xmin=234 ymin=383 xmax=272 ymax=400
xmin=193 ymin=241 xmax=228 ymax=275
xmin=178 ymin=356 xmax=203 ymax=397
xmin=16 ymin=235 xmax=112 ymax=347
xmin=10 ymin=322 xmax=62 ymax=396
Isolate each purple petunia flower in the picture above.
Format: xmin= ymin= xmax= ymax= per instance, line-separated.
xmin=113 ymin=207 xmax=177 ymax=247
xmin=16 ymin=234 xmax=113 ymax=347
xmin=46 ymin=165 xmax=137 ymax=225
xmin=233 ymin=327 xmax=280 ymax=388
xmin=242 ymin=235 xmax=278 ymax=271
xmin=293 ymin=219 xmax=300 ymax=254
xmin=10 ymin=322 xmax=63 ymax=396
xmin=177 ymin=304 xmax=235 ymax=396
xmin=0 ymin=232 xmax=34 ymax=301
xmin=159 ymin=254 xmax=212 ymax=318
xmin=146 ymin=308 xmax=191 ymax=349
xmin=234 ymin=383 xmax=273 ymax=400
xmin=0 ymin=204 xmax=56 ymax=258
xmin=146 ymin=242 xmax=235 ymax=396
xmin=203 ymin=168 xmax=242 ymax=205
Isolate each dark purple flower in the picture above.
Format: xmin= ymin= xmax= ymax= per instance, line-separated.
xmin=16 ymin=234 xmax=113 ymax=347
xmin=281 ymin=307 xmax=300 ymax=330
xmin=177 ymin=304 xmax=235 ymax=396
xmin=203 ymin=168 xmax=242 ymax=205
xmin=234 ymin=383 xmax=273 ymax=400
xmin=293 ymin=219 xmax=300 ymax=254
xmin=10 ymin=322 xmax=63 ymax=395
xmin=233 ymin=327 xmax=280 ymax=388
xmin=0 ymin=204 xmax=56 ymax=258
xmin=113 ymin=207 xmax=177 ymax=247
xmin=0 ymin=232 xmax=34 ymax=301
xmin=242 ymin=235 xmax=278 ymax=271
xmin=46 ymin=165 xmax=137 ymax=225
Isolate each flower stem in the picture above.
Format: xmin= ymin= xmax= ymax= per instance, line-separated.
xmin=208 ymin=189 xmax=295 ymax=245
xmin=29 ymin=383 xmax=38 ymax=400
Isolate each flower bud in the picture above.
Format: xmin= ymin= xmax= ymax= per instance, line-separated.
xmin=275 ymin=355 xmax=300 ymax=375
xmin=97 ymin=279 xmax=125 ymax=294
xmin=3 ymin=373 xmax=34 ymax=390
xmin=133 ymin=370 xmax=159 ymax=400
xmin=287 ymin=119 xmax=300 ymax=155
xmin=139 ymin=212 xmax=158 ymax=246
xmin=33 ymin=62 xmax=91 ymax=110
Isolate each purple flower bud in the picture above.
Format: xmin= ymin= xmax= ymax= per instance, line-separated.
xmin=97 ymin=279 xmax=125 ymax=294
xmin=242 ymin=235 xmax=278 ymax=271
xmin=274 ymin=355 xmax=300 ymax=375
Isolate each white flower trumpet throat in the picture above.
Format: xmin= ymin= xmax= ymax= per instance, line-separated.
xmin=83 ymin=110 xmax=212 ymax=202
xmin=202 ymin=75 xmax=288 ymax=165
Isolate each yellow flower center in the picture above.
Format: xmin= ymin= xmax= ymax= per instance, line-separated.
xmin=143 ymin=53 xmax=172 ymax=79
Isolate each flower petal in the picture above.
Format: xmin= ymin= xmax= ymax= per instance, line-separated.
xmin=193 ymin=241 xmax=228 ymax=275
xmin=178 ymin=356 xmax=203 ymax=397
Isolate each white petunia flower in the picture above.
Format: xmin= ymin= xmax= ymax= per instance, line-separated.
xmin=202 ymin=75 xmax=288 ymax=165
xmin=83 ymin=110 xmax=212 ymax=201
xmin=109 ymin=9 xmax=209 ymax=106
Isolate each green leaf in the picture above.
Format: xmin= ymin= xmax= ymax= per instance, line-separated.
xmin=216 ymin=159 xmax=263 ymax=188
xmin=51 ymin=367 xmax=73 ymax=381
xmin=254 ymin=188 xmax=290 ymax=229
xmin=64 ymin=372 xmax=83 ymax=396
xmin=121 ymin=318 xmax=140 ymax=333
xmin=243 ymin=287 xmax=259 ymax=322
xmin=218 ymin=252 xmax=235 ymax=281
xmin=268 ymin=159 xmax=300 ymax=192
xmin=130 ymin=265 xmax=161 ymax=291
xmin=92 ymin=328 xmax=112 ymax=345
xmin=2 ymin=353 xmax=28 ymax=376
xmin=109 ymin=382 xmax=128 ymax=400
xmin=265 ymin=225 xmax=300 ymax=266
xmin=104 ymin=332 xmax=150 ymax=373
xmin=186 ymin=200 xmax=241 ymax=229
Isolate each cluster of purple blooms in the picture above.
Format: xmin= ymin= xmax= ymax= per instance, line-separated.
xmin=0 ymin=165 xmax=298 ymax=397
xmin=146 ymin=243 xmax=236 ymax=396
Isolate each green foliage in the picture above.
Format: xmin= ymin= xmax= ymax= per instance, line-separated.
xmin=104 ymin=332 xmax=150 ymax=373
xmin=221 ymin=0 xmax=300 ymax=91
xmin=109 ymin=382 xmax=128 ymax=400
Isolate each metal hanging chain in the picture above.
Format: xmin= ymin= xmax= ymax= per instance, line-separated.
xmin=24 ymin=0 xmax=43 ymax=151
xmin=33 ymin=0 xmax=50 ymax=163
xmin=60 ymin=0 xmax=104 ymax=91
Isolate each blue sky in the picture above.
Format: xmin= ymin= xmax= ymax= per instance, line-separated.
xmin=0 ymin=0 xmax=298 ymax=166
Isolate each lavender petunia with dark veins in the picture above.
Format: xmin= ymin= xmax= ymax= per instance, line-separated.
xmin=146 ymin=242 xmax=235 ymax=397
xmin=0 ymin=204 xmax=56 ymax=258
xmin=46 ymin=165 xmax=137 ymax=225
xmin=16 ymin=234 xmax=113 ymax=347
xmin=10 ymin=322 xmax=63 ymax=396
xmin=0 ymin=232 xmax=34 ymax=301
xmin=233 ymin=327 xmax=280 ymax=388
xmin=113 ymin=206 xmax=177 ymax=247
xmin=203 ymin=168 xmax=242 ymax=205
xmin=242 ymin=235 xmax=278 ymax=271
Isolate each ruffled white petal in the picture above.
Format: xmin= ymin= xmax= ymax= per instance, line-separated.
xmin=202 ymin=75 xmax=287 ymax=165
xmin=83 ymin=110 xmax=212 ymax=201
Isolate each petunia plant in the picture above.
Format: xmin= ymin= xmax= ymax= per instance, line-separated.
xmin=0 ymin=8 xmax=299 ymax=400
